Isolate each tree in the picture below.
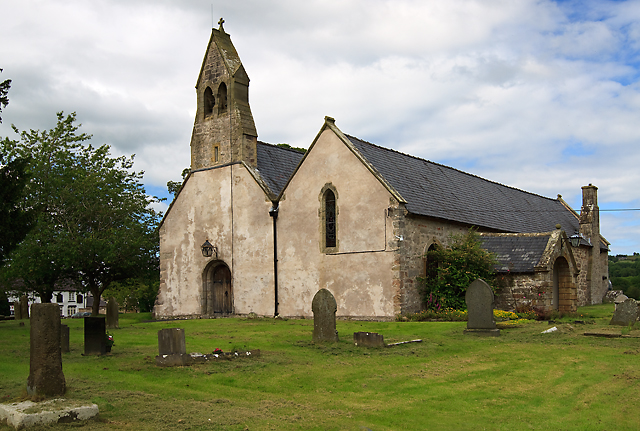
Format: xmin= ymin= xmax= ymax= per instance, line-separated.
xmin=418 ymin=229 xmax=498 ymax=310
xmin=0 ymin=68 xmax=10 ymax=123
xmin=166 ymin=167 xmax=190 ymax=199
xmin=1 ymin=112 xmax=161 ymax=312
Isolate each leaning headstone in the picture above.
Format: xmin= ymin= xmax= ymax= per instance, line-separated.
xmin=464 ymin=279 xmax=500 ymax=336
xmin=610 ymin=298 xmax=638 ymax=326
xmin=106 ymin=297 xmax=119 ymax=329
xmin=155 ymin=328 xmax=187 ymax=366
xmin=353 ymin=332 xmax=384 ymax=347
xmin=60 ymin=324 xmax=70 ymax=353
xmin=27 ymin=303 xmax=66 ymax=396
xmin=84 ymin=316 xmax=106 ymax=355
xmin=312 ymin=289 xmax=339 ymax=342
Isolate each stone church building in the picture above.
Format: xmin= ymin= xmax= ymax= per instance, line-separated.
xmin=155 ymin=23 xmax=610 ymax=320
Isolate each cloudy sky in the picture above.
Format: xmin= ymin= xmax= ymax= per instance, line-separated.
xmin=2 ymin=0 xmax=640 ymax=255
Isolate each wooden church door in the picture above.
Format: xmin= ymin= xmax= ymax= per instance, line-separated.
xmin=212 ymin=265 xmax=232 ymax=314
xmin=204 ymin=264 xmax=232 ymax=315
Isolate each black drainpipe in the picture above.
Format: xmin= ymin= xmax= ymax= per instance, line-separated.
xmin=269 ymin=203 xmax=279 ymax=316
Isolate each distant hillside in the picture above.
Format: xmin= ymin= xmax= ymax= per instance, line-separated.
xmin=609 ymin=254 xmax=640 ymax=299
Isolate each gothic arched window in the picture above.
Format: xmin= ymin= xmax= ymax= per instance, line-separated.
xmin=217 ymin=82 xmax=228 ymax=114
xmin=325 ymin=190 xmax=336 ymax=249
xmin=204 ymin=87 xmax=215 ymax=117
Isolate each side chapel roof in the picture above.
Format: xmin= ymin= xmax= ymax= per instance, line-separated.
xmin=256 ymin=142 xmax=305 ymax=196
xmin=479 ymin=234 xmax=552 ymax=273
xmin=345 ymin=135 xmax=581 ymax=234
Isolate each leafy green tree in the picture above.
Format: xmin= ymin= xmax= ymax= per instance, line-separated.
xmin=0 ymin=68 xmax=10 ymax=123
xmin=166 ymin=167 xmax=190 ymax=199
xmin=418 ymin=229 xmax=497 ymax=310
xmin=1 ymin=112 xmax=161 ymax=312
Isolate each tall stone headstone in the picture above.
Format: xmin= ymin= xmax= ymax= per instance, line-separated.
xmin=157 ymin=328 xmax=187 ymax=355
xmin=464 ymin=279 xmax=500 ymax=336
xmin=13 ymin=301 xmax=22 ymax=320
xmin=20 ymin=295 xmax=29 ymax=319
xmin=60 ymin=324 xmax=70 ymax=353
xmin=27 ymin=303 xmax=66 ymax=396
xmin=610 ymin=298 xmax=638 ymax=326
xmin=312 ymin=289 xmax=339 ymax=342
xmin=106 ymin=297 xmax=119 ymax=329
xmin=84 ymin=316 xmax=106 ymax=355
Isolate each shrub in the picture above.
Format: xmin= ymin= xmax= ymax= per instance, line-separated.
xmin=417 ymin=229 xmax=498 ymax=310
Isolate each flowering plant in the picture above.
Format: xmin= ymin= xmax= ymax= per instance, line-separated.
xmin=105 ymin=332 xmax=115 ymax=347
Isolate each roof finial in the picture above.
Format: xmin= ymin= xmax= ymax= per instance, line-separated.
xmin=218 ymin=17 xmax=225 ymax=32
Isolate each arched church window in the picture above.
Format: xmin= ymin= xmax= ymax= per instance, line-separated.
xmin=217 ymin=82 xmax=228 ymax=114
xmin=204 ymin=87 xmax=215 ymax=117
xmin=325 ymin=189 xmax=336 ymax=249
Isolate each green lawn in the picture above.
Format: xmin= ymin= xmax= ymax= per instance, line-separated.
xmin=1 ymin=304 xmax=639 ymax=430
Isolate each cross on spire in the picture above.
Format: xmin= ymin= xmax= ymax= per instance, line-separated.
xmin=218 ymin=17 xmax=225 ymax=32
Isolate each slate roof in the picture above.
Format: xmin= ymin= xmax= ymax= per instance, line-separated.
xmin=346 ymin=135 xmax=580 ymax=234
xmin=256 ymin=142 xmax=305 ymax=196
xmin=480 ymin=235 xmax=551 ymax=273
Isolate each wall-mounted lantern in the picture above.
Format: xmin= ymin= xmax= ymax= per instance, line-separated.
xmin=569 ymin=234 xmax=582 ymax=248
xmin=201 ymin=240 xmax=217 ymax=258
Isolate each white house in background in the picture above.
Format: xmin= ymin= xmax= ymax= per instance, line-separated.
xmin=8 ymin=289 xmax=88 ymax=317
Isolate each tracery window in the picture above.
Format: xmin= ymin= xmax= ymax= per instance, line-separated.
xmin=325 ymin=190 xmax=336 ymax=248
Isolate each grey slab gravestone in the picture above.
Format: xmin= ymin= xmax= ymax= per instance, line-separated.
xmin=60 ymin=324 xmax=70 ymax=353
xmin=13 ymin=301 xmax=22 ymax=320
xmin=610 ymin=298 xmax=638 ymax=326
xmin=157 ymin=328 xmax=186 ymax=355
xmin=27 ymin=303 xmax=66 ymax=396
xmin=84 ymin=316 xmax=106 ymax=355
xmin=464 ymin=279 xmax=500 ymax=336
xmin=353 ymin=332 xmax=385 ymax=347
xmin=312 ymin=289 xmax=339 ymax=342
xmin=106 ymin=297 xmax=119 ymax=329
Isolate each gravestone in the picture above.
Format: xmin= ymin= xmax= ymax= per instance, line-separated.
xmin=353 ymin=332 xmax=384 ymax=347
xmin=312 ymin=289 xmax=339 ymax=342
xmin=60 ymin=324 xmax=70 ymax=353
xmin=106 ymin=297 xmax=119 ymax=329
xmin=13 ymin=301 xmax=22 ymax=320
xmin=20 ymin=295 xmax=29 ymax=319
xmin=464 ymin=279 xmax=500 ymax=336
xmin=155 ymin=328 xmax=187 ymax=366
xmin=157 ymin=328 xmax=187 ymax=355
xmin=84 ymin=316 xmax=106 ymax=355
xmin=610 ymin=298 xmax=638 ymax=326
xmin=614 ymin=294 xmax=628 ymax=311
xmin=27 ymin=303 xmax=66 ymax=396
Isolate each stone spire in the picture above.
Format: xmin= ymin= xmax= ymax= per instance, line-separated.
xmin=190 ymin=24 xmax=258 ymax=170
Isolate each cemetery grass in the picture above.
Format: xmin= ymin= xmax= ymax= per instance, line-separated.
xmin=1 ymin=304 xmax=639 ymax=430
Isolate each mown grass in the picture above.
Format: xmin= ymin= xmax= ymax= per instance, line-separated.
xmin=1 ymin=304 xmax=640 ymax=430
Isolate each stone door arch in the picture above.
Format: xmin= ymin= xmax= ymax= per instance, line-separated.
xmin=202 ymin=262 xmax=233 ymax=315
xmin=552 ymin=257 xmax=576 ymax=312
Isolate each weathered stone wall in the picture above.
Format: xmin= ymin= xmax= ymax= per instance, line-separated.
xmin=157 ymin=164 xmax=274 ymax=317
xmin=397 ymin=215 xmax=493 ymax=314
xmin=276 ymin=127 xmax=396 ymax=318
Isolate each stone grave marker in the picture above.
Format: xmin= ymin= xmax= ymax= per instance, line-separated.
xmin=464 ymin=279 xmax=500 ymax=336
xmin=13 ymin=300 xmax=22 ymax=320
xmin=27 ymin=303 xmax=66 ymax=396
xmin=106 ymin=297 xmax=119 ymax=329
xmin=15 ymin=295 xmax=29 ymax=320
xmin=60 ymin=324 xmax=70 ymax=353
xmin=614 ymin=294 xmax=628 ymax=311
xmin=312 ymin=289 xmax=339 ymax=342
xmin=156 ymin=328 xmax=187 ymax=366
xmin=84 ymin=316 xmax=106 ymax=355
xmin=353 ymin=332 xmax=384 ymax=347
xmin=610 ymin=297 xmax=638 ymax=326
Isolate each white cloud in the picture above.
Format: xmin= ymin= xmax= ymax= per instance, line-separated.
xmin=2 ymin=0 xmax=640 ymax=254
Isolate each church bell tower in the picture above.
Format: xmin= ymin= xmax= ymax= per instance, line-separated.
xmin=190 ymin=19 xmax=258 ymax=170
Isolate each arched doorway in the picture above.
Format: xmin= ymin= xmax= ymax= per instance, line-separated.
xmin=552 ymin=257 xmax=575 ymax=312
xmin=203 ymin=262 xmax=233 ymax=315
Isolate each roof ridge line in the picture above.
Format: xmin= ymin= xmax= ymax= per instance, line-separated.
xmin=344 ymin=134 xmax=561 ymax=204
